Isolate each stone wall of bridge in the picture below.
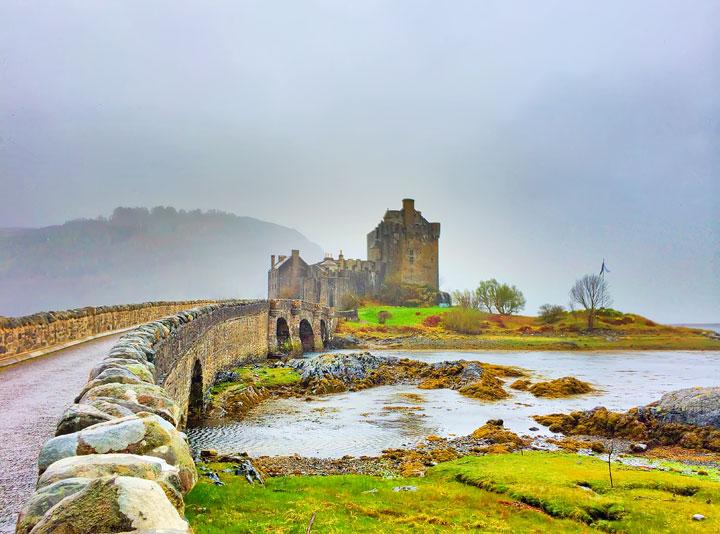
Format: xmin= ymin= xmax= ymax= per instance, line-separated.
xmin=15 ymin=299 xmax=335 ymax=533
xmin=0 ymin=299 xmax=223 ymax=366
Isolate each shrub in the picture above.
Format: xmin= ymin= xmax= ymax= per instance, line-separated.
xmin=597 ymin=308 xmax=623 ymax=317
xmin=442 ymin=308 xmax=487 ymax=334
xmin=377 ymin=310 xmax=393 ymax=324
xmin=339 ymin=292 xmax=362 ymax=311
xmin=422 ymin=315 xmax=442 ymax=327
xmin=537 ymin=304 xmax=566 ymax=324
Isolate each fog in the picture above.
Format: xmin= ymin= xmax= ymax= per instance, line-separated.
xmin=1 ymin=1 xmax=718 ymax=322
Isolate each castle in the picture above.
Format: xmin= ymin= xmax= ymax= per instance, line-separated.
xmin=268 ymin=199 xmax=441 ymax=308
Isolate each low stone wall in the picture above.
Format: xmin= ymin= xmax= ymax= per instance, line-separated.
xmin=0 ymin=300 xmax=223 ymax=365
xmin=15 ymin=300 xmax=266 ymax=534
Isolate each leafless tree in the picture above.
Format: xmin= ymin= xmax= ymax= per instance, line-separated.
xmin=569 ymin=274 xmax=612 ymax=330
xmin=452 ymin=289 xmax=480 ymax=309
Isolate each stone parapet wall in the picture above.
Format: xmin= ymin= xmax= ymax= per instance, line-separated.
xmin=0 ymin=300 xmax=223 ymax=363
xmin=15 ymin=300 xmax=267 ymax=534
xmin=157 ymin=301 xmax=270 ymax=425
xmin=15 ymin=298 xmax=335 ymax=533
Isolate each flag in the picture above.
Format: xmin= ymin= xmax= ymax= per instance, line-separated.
xmin=600 ymin=260 xmax=610 ymax=275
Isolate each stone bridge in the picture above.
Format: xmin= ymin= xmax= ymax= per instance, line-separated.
xmin=11 ymin=298 xmax=336 ymax=533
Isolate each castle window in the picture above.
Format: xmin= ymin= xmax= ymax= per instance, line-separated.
xmin=409 ymin=250 xmax=414 ymax=264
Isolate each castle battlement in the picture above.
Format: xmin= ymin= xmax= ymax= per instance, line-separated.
xmin=268 ymin=199 xmax=439 ymax=307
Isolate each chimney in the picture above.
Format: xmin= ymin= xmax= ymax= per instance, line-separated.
xmin=291 ymin=249 xmax=300 ymax=258
xmin=402 ymin=198 xmax=415 ymax=227
xmin=271 ymin=255 xmax=276 ymax=269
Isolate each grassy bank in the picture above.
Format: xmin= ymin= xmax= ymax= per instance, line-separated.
xmin=186 ymin=452 xmax=719 ymax=533
xmin=340 ymin=306 xmax=720 ymax=351
xmin=357 ymin=305 xmax=447 ymax=326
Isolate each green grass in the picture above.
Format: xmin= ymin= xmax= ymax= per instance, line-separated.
xmin=210 ymin=366 xmax=300 ymax=395
xmin=340 ymin=306 xmax=720 ymax=351
xmin=186 ymin=453 xmax=720 ymax=533
xmin=357 ymin=305 xmax=446 ymax=326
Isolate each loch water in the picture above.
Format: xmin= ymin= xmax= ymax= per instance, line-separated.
xmin=187 ymin=350 xmax=720 ymax=458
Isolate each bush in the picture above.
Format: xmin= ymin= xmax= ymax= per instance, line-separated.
xmin=537 ymin=304 xmax=566 ymax=324
xmin=422 ymin=315 xmax=442 ymax=327
xmin=597 ymin=308 xmax=623 ymax=317
xmin=377 ymin=310 xmax=393 ymax=324
xmin=488 ymin=314 xmax=506 ymax=328
xmin=442 ymin=308 xmax=487 ymax=334
xmin=339 ymin=292 xmax=362 ymax=311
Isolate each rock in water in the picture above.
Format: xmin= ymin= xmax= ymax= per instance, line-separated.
xmin=651 ymin=387 xmax=720 ymax=429
xmin=285 ymin=352 xmax=396 ymax=385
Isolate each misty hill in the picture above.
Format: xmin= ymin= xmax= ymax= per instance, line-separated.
xmin=0 ymin=207 xmax=323 ymax=317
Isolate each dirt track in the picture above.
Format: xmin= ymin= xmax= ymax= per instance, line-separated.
xmin=0 ymin=334 xmax=120 ymax=533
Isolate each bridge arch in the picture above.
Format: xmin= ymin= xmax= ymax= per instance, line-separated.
xmin=320 ymin=319 xmax=329 ymax=348
xmin=276 ymin=317 xmax=291 ymax=352
xmin=299 ymin=319 xmax=315 ymax=353
xmin=187 ymin=359 xmax=203 ymax=426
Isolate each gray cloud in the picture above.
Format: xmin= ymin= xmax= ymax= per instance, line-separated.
xmin=1 ymin=1 xmax=718 ymax=322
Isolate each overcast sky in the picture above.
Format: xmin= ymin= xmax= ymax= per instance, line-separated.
xmin=1 ymin=1 xmax=718 ymax=323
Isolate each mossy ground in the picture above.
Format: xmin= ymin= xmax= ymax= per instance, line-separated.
xmin=186 ymin=452 xmax=719 ymax=533
xmin=210 ymin=367 xmax=300 ymax=396
xmin=340 ymin=307 xmax=720 ymax=351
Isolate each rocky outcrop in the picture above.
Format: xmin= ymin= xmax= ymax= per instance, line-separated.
xmin=286 ymin=352 xmax=395 ymax=385
xmin=650 ymin=387 xmax=720 ymax=429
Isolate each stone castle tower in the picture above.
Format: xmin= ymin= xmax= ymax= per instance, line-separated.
xmin=367 ymin=198 xmax=440 ymax=288
xmin=269 ymin=198 xmax=440 ymax=306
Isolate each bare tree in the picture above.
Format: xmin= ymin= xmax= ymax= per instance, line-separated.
xmin=452 ymin=289 xmax=478 ymax=309
xmin=569 ymin=274 xmax=611 ymax=330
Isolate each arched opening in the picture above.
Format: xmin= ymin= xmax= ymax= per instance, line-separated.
xmin=299 ymin=319 xmax=315 ymax=353
xmin=276 ymin=317 xmax=291 ymax=352
xmin=187 ymin=360 xmax=204 ymax=426
xmin=320 ymin=319 xmax=329 ymax=348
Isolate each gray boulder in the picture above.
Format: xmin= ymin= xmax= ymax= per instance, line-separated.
xmin=79 ymin=382 xmax=182 ymax=427
xmin=16 ymin=477 xmax=91 ymax=534
xmin=90 ymin=358 xmax=156 ymax=382
xmin=38 ymin=413 xmax=196 ymax=493
xmin=27 ymin=476 xmax=189 ymax=533
xmin=37 ymin=453 xmax=184 ymax=512
xmin=650 ymin=387 xmax=720 ymax=429
xmin=55 ymin=404 xmax=118 ymax=436
xmin=285 ymin=352 xmax=396 ymax=385
xmin=75 ymin=367 xmax=154 ymax=402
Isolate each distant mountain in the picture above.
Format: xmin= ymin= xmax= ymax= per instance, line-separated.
xmin=0 ymin=207 xmax=323 ymax=316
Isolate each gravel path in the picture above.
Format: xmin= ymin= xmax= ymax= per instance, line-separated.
xmin=0 ymin=334 xmax=120 ymax=533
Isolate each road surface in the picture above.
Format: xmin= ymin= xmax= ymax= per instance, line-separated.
xmin=0 ymin=334 xmax=120 ymax=533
